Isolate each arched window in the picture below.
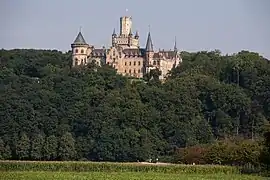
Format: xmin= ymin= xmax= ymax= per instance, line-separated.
xmin=75 ymin=49 xmax=78 ymax=53
xmin=81 ymin=59 xmax=84 ymax=65
xmin=81 ymin=49 xmax=84 ymax=53
xmin=75 ymin=58 xmax=78 ymax=65
xmin=138 ymin=61 xmax=141 ymax=66
xmin=125 ymin=69 xmax=127 ymax=73
xmin=138 ymin=69 xmax=140 ymax=73
xmin=129 ymin=69 xmax=131 ymax=73
xmin=134 ymin=69 xmax=136 ymax=73
xmin=153 ymin=61 xmax=156 ymax=65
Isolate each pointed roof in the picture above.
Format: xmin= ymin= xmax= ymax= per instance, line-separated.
xmin=135 ymin=30 xmax=139 ymax=37
xmin=174 ymin=36 xmax=177 ymax=52
xmin=73 ymin=31 xmax=87 ymax=44
xmin=112 ymin=28 xmax=116 ymax=35
xmin=145 ymin=31 xmax=153 ymax=52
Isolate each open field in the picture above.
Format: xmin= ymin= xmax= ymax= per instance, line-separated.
xmin=0 ymin=161 xmax=266 ymax=180
xmin=0 ymin=171 xmax=265 ymax=180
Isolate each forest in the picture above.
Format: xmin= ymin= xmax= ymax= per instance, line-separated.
xmin=0 ymin=49 xmax=269 ymax=168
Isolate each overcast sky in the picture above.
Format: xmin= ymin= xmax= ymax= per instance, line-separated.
xmin=0 ymin=0 xmax=269 ymax=58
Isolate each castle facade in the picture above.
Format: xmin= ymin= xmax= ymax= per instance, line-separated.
xmin=71 ymin=16 xmax=182 ymax=80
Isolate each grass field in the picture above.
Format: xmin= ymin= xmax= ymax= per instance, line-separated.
xmin=0 ymin=161 xmax=266 ymax=180
xmin=0 ymin=171 xmax=265 ymax=180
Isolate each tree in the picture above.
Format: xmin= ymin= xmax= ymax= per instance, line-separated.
xmin=260 ymin=125 xmax=270 ymax=171
xmin=43 ymin=135 xmax=58 ymax=160
xmin=58 ymin=132 xmax=76 ymax=160
xmin=30 ymin=134 xmax=45 ymax=160
xmin=0 ymin=138 xmax=12 ymax=160
xmin=16 ymin=133 xmax=30 ymax=160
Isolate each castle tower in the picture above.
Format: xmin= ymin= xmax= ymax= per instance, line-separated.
xmin=112 ymin=28 xmax=117 ymax=47
xmin=173 ymin=36 xmax=182 ymax=66
xmin=120 ymin=16 xmax=132 ymax=37
xmin=145 ymin=31 xmax=154 ymax=73
xmin=71 ymin=30 xmax=89 ymax=66
xmin=135 ymin=30 xmax=139 ymax=39
xmin=174 ymin=36 xmax=177 ymax=52
xmin=128 ymin=28 xmax=133 ymax=47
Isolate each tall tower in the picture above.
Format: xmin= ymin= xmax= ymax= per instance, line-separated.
xmin=71 ymin=31 xmax=89 ymax=66
xmin=112 ymin=28 xmax=117 ymax=47
xmin=145 ymin=31 xmax=154 ymax=73
xmin=120 ymin=16 xmax=132 ymax=37
xmin=173 ymin=36 xmax=182 ymax=65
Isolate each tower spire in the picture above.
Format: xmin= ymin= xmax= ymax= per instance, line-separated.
xmin=135 ymin=30 xmax=139 ymax=38
xmin=145 ymin=27 xmax=153 ymax=52
xmin=174 ymin=36 xmax=177 ymax=51
xmin=73 ymin=30 xmax=87 ymax=45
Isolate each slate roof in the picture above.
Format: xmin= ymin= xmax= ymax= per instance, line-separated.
xmin=145 ymin=32 xmax=153 ymax=52
xmin=73 ymin=32 xmax=87 ymax=44
xmin=153 ymin=51 xmax=176 ymax=59
xmin=92 ymin=49 xmax=106 ymax=57
xmin=123 ymin=48 xmax=145 ymax=57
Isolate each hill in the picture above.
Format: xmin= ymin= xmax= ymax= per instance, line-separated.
xmin=0 ymin=49 xmax=269 ymax=164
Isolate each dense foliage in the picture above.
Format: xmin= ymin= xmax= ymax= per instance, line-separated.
xmin=0 ymin=49 xmax=269 ymax=163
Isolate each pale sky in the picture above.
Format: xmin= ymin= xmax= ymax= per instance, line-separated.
xmin=0 ymin=0 xmax=269 ymax=58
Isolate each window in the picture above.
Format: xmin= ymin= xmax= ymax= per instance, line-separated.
xmin=153 ymin=61 xmax=156 ymax=65
xmin=157 ymin=61 xmax=160 ymax=65
xmin=75 ymin=58 xmax=78 ymax=65
xmin=113 ymin=58 xmax=116 ymax=62
xmin=81 ymin=49 xmax=84 ymax=53
xmin=75 ymin=49 xmax=78 ymax=53
xmin=129 ymin=69 xmax=131 ymax=73
xmin=125 ymin=62 xmax=127 ymax=66
xmin=138 ymin=61 xmax=141 ymax=66
xmin=138 ymin=69 xmax=140 ymax=73
xmin=110 ymin=55 xmax=112 ymax=59
xmin=113 ymin=50 xmax=115 ymax=56
xmin=134 ymin=61 xmax=136 ymax=66
xmin=134 ymin=69 xmax=136 ymax=73
xmin=129 ymin=62 xmax=131 ymax=66
xmin=124 ymin=70 xmax=126 ymax=73
xmin=81 ymin=59 xmax=84 ymax=65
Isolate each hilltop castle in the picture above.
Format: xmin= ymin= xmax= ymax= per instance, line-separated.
xmin=71 ymin=16 xmax=182 ymax=80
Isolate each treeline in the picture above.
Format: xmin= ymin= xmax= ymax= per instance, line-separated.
xmin=0 ymin=49 xmax=269 ymax=166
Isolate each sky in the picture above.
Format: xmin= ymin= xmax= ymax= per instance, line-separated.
xmin=0 ymin=0 xmax=269 ymax=58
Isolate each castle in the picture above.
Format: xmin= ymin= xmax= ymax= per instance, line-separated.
xmin=71 ymin=16 xmax=182 ymax=80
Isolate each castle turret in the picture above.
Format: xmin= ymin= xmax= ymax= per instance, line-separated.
xmin=135 ymin=30 xmax=139 ymax=39
xmin=71 ymin=30 xmax=90 ymax=66
xmin=128 ymin=28 xmax=133 ymax=47
xmin=145 ymin=31 xmax=153 ymax=52
xmin=120 ymin=16 xmax=132 ymax=37
xmin=174 ymin=36 xmax=177 ymax=52
xmin=172 ymin=36 xmax=182 ymax=66
xmin=145 ymin=31 xmax=154 ymax=73
xmin=112 ymin=28 xmax=117 ymax=47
